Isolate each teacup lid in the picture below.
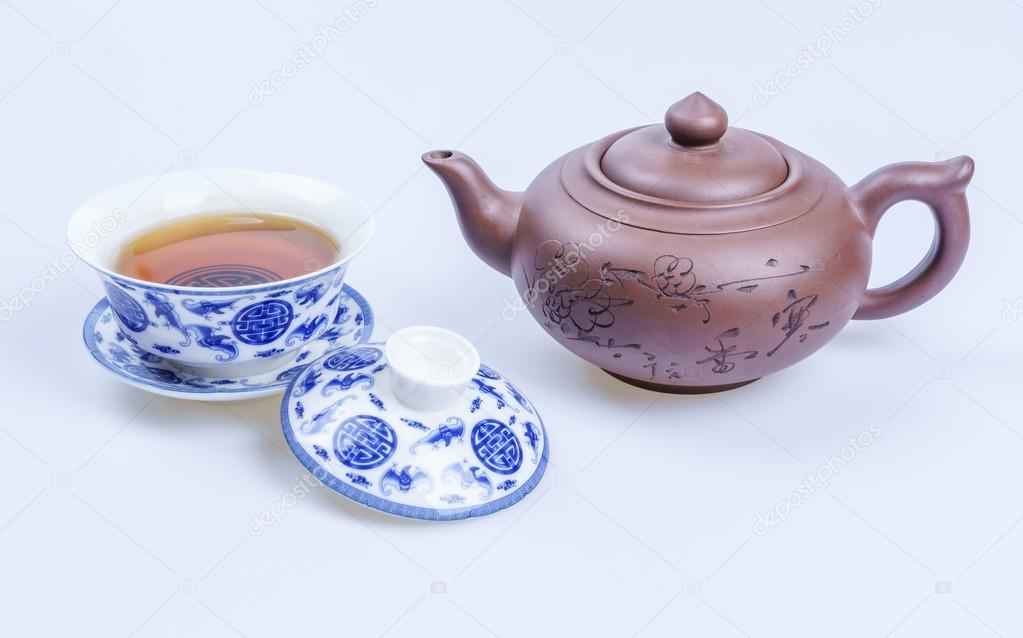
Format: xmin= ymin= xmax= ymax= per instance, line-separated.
xmin=600 ymin=92 xmax=788 ymax=203
xmin=280 ymin=326 xmax=549 ymax=521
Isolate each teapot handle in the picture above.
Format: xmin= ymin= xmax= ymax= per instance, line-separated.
xmin=850 ymin=156 xmax=973 ymax=320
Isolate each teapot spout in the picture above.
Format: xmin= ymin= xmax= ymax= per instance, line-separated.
xmin=422 ymin=150 xmax=523 ymax=276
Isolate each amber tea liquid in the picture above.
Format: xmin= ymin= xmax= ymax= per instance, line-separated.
xmin=114 ymin=212 xmax=339 ymax=287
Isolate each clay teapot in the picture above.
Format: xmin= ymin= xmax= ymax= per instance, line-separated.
xmin=423 ymin=92 xmax=973 ymax=393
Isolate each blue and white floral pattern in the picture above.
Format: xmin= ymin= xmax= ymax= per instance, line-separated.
xmin=280 ymin=343 xmax=550 ymax=521
xmin=83 ymin=284 xmax=374 ymax=401
xmin=93 ymin=263 xmax=350 ymax=370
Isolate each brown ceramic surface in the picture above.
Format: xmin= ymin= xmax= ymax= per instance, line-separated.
xmin=423 ymin=92 xmax=973 ymax=393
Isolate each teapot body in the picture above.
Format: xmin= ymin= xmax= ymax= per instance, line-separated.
xmin=424 ymin=92 xmax=973 ymax=394
xmin=510 ymin=152 xmax=871 ymax=392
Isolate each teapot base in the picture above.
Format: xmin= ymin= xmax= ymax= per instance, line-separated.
xmin=604 ymin=370 xmax=759 ymax=395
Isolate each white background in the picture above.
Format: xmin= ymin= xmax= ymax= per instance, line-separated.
xmin=1 ymin=0 xmax=1022 ymax=636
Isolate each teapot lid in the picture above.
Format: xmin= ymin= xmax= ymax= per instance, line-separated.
xmin=560 ymin=92 xmax=828 ymax=235
xmin=600 ymin=92 xmax=788 ymax=203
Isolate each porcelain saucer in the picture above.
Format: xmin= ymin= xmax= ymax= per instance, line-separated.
xmin=83 ymin=284 xmax=374 ymax=401
xmin=281 ymin=327 xmax=550 ymax=521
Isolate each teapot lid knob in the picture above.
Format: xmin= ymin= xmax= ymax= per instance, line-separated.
xmin=665 ymin=92 xmax=728 ymax=147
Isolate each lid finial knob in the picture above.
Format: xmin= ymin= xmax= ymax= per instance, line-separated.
xmin=385 ymin=326 xmax=481 ymax=412
xmin=665 ymin=92 xmax=728 ymax=147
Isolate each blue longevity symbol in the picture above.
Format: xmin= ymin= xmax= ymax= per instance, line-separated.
xmin=104 ymin=283 xmax=148 ymax=332
xmin=471 ymin=419 xmax=523 ymax=475
xmin=230 ymin=299 xmax=294 ymax=345
xmin=333 ymin=414 xmax=397 ymax=470
xmin=323 ymin=346 xmax=383 ymax=371
xmin=166 ymin=264 xmax=280 ymax=287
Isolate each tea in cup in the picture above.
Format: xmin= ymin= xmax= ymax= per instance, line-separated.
xmin=67 ymin=170 xmax=374 ymax=377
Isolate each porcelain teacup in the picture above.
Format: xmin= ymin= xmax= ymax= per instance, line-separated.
xmin=67 ymin=169 xmax=374 ymax=378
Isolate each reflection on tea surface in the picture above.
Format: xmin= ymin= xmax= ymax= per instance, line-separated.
xmin=114 ymin=212 xmax=338 ymax=287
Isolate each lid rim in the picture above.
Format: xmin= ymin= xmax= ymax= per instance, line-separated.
xmin=280 ymin=394 xmax=551 ymax=521
xmin=599 ymin=124 xmax=790 ymax=203
xmin=590 ymin=129 xmax=808 ymax=208
xmin=559 ymin=128 xmax=830 ymax=235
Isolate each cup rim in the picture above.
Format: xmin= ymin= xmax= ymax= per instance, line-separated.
xmin=66 ymin=168 xmax=375 ymax=294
